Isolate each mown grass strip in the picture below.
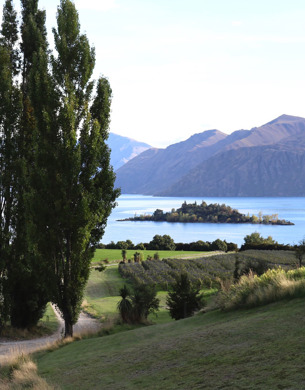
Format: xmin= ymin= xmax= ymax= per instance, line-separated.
xmin=93 ymin=249 xmax=208 ymax=264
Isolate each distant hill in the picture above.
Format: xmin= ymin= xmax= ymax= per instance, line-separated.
xmin=107 ymin=133 xmax=151 ymax=171
xmin=115 ymin=115 xmax=305 ymax=196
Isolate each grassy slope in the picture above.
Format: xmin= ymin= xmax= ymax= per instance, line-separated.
xmin=84 ymin=265 xmax=173 ymax=324
xmin=93 ymin=249 xmax=207 ymax=263
xmin=37 ymin=298 xmax=305 ymax=390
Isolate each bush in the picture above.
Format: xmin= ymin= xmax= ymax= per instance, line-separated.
xmin=117 ymin=284 xmax=160 ymax=324
xmin=148 ymin=234 xmax=176 ymax=251
xmin=211 ymin=239 xmax=227 ymax=252
xmin=217 ymin=267 xmax=305 ymax=311
xmin=166 ymin=273 xmax=204 ymax=320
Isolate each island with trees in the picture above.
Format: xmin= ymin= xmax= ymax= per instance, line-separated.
xmin=119 ymin=201 xmax=294 ymax=225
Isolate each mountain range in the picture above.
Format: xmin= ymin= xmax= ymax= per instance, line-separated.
xmin=114 ymin=114 xmax=305 ymax=196
xmin=107 ymin=133 xmax=151 ymax=171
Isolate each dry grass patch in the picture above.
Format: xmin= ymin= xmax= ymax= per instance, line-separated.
xmin=1 ymin=354 xmax=54 ymax=389
xmin=216 ymin=267 xmax=305 ymax=310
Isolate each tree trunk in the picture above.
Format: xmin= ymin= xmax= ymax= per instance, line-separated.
xmin=64 ymin=318 xmax=73 ymax=338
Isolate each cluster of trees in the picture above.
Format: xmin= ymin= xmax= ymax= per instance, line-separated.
xmin=0 ymin=0 xmax=118 ymax=336
xmin=101 ymin=235 xmax=238 ymax=253
xmin=120 ymin=201 xmax=293 ymax=225
xmin=117 ymin=273 xmax=204 ymax=323
xmin=239 ymin=232 xmax=295 ymax=251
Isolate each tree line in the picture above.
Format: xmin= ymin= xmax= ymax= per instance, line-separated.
xmin=0 ymin=0 xmax=118 ymax=337
xmin=100 ymin=234 xmax=238 ymax=253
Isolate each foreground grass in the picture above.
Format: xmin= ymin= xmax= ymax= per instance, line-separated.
xmin=35 ymin=298 xmax=305 ymax=389
xmin=93 ymin=249 xmax=207 ymax=263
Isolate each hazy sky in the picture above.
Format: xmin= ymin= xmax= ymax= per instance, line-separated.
xmin=5 ymin=0 xmax=305 ymax=147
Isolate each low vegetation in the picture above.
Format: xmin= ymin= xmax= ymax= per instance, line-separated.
xmin=117 ymin=284 xmax=160 ymax=324
xmin=217 ymin=267 xmax=305 ymax=311
xmin=118 ymin=250 xmax=297 ymax=289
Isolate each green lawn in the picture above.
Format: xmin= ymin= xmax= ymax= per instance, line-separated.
xmin=39 ymin=304 xmax=59 ymax=334
xmin=35 ymin=298 xmax=305 ymax=389
xmin=84 ymin=265 xmax=174 ymax=324
xmin=93 ymin=249 xmax=208 ymax=264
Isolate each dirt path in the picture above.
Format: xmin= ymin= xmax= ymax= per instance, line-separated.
xmin=0 ymin=306 xmax=102 ymax=364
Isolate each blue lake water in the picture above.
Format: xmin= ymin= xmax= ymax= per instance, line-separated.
xmin=102 ymin=195 xmax=305 ymax=247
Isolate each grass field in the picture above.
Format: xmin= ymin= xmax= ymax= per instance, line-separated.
xmin=93 ymin=249 xmax=208 ymax=263
xmin=84 ymin=265 xmax=174 ymax=324
xmin=35 ymin=298 xmax=305 ymax=389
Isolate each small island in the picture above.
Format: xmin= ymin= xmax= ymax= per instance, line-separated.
xmin=118 ymin=201 xmax=294 ymax=225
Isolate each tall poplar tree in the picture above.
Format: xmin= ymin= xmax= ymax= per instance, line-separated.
xmin=0 ymin=0 xmax=20 ymax=329
xmin=19 ymin=0 xmax=117 ymax=337
xmin=6 ymin=0 xmax=52 ymax=328
xmin=46 ymin=0 xmax=119 ymax=337
xmin=0 ymin=0 xmax=118 ymax=334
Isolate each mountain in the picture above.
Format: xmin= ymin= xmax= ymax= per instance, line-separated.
xmin=107 ymin=133 xmax=151 ymax=171
xmin=115 ymin=129 xmax=228 ymax=194
xmin=115 ymin=115 xmax=305 ymax=196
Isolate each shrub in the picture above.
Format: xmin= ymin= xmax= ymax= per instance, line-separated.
xmin=217 ymin=267 xmax=305 ymax=311
xmin=153 ymin=252 xmax=160 ymax=260
xmin=166 ymin=273 xmax=204 ymax=320
xmin=117 ymin=285 xmax=133 ymax=323
xmin=131 ymin=284 xmax=160 ymax=322
xmin=211 ymin=239 xmax=227 ymax=252
xmin=117 ymin=284 xmax=159 ymax=324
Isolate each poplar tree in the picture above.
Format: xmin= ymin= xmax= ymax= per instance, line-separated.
xmin=6 ymin=0 xmax=52 ymax=328
xmin=0 ymin=0 xmax=118 ymax=334
xmin=46 ymin=0 xmax=119 ymax=337
xmin=0 ymin=0 xmax=20 ymax=329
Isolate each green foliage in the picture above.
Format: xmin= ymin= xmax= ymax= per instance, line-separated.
xmin=153 ymin=252 xmax=160 ymax=260
xmin=294 ymin=238 xmax=305 ymax=267
xmin=117 ymin=285 xmax=132 ymax=323
xmin=118 ymin=250 xmax=298 ymax=290
xmin=211 ymin=238 xmax=227 ymax=252
xmin=148 ymin=234 xmax=176 ymax=251
xmin=117 ymin=283 xmax=160 ymax=324
xmin=131 ymin=284 xmax=160 ymax=322
xmin=166 ymin=273 xmax=204 ymax=320
xmin=234 ymin=256 xmax=269 ymax=280
xmin=244 ymin=232 xmax=277 ymax=245
xmin=0 ymin=0 xmax=118 ymax=334
xmin=0 ymin=0 xmax=52 ymax=329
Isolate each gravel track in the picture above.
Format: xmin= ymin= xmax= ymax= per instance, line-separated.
xmin=0 ymin=306 xmax=101 ymax=364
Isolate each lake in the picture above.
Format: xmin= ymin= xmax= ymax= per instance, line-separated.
xmin=102 ymin=195 xmax=305 ymax=247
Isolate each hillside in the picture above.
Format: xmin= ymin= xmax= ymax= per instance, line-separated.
xmin=115 ymin=115 xmax=305 ymax=196
xmin=160 ymin=137 xmax=305 ymax=197
xmin=36 ymin=299 xmax=305 ymax=389
xmin=107 ymin=133 xmax=151 ymax=171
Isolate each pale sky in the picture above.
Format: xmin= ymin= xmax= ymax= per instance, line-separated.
xmin=5 ymin=0 xmax=305 ymax=147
